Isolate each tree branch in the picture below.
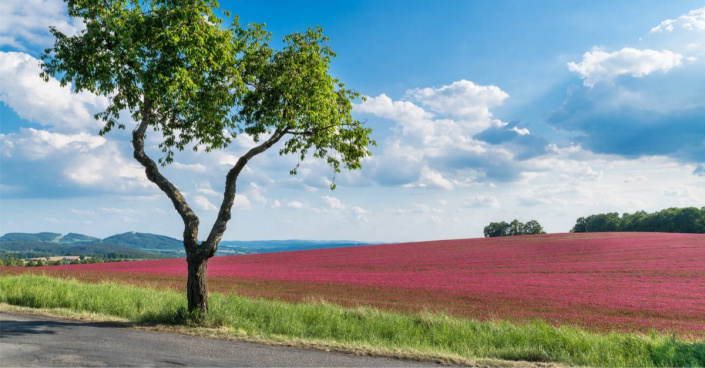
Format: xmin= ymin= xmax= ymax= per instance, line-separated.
xmin=201 ymin=127 xmax=289 ymax=257
xmin=132 ymin=97 xmax=200 ymax=249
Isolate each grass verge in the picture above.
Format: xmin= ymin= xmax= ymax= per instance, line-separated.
xmin=1 ymin=274 xmax=703 ymax=367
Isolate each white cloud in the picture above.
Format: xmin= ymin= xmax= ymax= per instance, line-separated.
xmin=354 ymin=93 xmax=432 ymax=122
xmin=0 ymin=52 xmax=108 ymax=132
xmin=64 ymin=149 xmax=146 ymax=188
xmin=355 ymin=80 xmax=526 ymax=189
xmin=510 ymin=127 xmax=530 ymax=136
xmin=406 ymin=79 xmax=509 ymax=120
xmin=1 ymin=127 xmax=149 ymax=192
xmin=196 ymin=182 xmax=219 ymax=197
xmin=321 ymin=195 xmax=345 ymax=209
xmin=351 ymin=206 xmax=369 ymax=223
xmin=172 ymin=162 xmax=207 ymax=172
xmin=233 ymin=195 xmax=250 ymax=209
xmin=1 ymin=128 xmax=105 ymax=160
xmin=417 ymin=167 xmax=454 ymax=190
xmin=567 ymin=47 xmax=683 ymax=87
xmin=286 ymin=200 xmax=304 ymax=209
xmin=193 ymin=196 xmax=218 ymax=211
xmin=694 ymin=165 xmax=705 ymax=177
xmin=0 ymin=0 xmax=85 ymax=50
xmin=351 ymin=206 xmax=368 ymax=215
xmin=247 ymin=183 xmax=267 ymax=203
xmin=651 ymin=7 xmax=705 ymax=33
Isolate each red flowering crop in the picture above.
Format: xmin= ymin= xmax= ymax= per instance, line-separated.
xmin=12 ymin=232 xmax=705 ymax=336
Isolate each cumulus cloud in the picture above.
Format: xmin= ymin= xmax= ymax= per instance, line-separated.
xmin=355 ymin=80 xmax=543 ymax=188
xmin=0 ymin=52 xmax=108 ymax=132
xmin=1 ymin=128 xmax=105 ymax=160
xmin=567 ymin=47 xmax=683 ymax=87
xmin=0 ymin=0 xmax=85 ymax=50
xmin=417 ymin=167 xmax=454 ymax=190
xmin=0 ymin=128 xmax=149 ymax=197
xmin=554 ymin=11 xmax=705 ymax=164
xmin=473 ymin=121 xmax=548 ymax=160
xmin=548 ymin=84 xmax=705 ymax=161
xmin=193 ymin=195 xmax=218 ymax=211
xmin=406 ymin=79 xmax=509 ymax=121
xmin=651 ymin=7 xmax=705 ymax=33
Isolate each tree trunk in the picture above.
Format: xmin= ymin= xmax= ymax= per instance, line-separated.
xmin=186 ymin=254 xmax=209 ymax=313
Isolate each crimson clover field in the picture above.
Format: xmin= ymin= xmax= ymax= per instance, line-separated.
xmin=6 ymin=232 xmax=704 ymax=337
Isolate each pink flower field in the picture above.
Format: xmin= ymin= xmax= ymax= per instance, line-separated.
xmin=10 ymin=232 xmax=705 ymax=336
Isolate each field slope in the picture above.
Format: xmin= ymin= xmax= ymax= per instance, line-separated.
xmin=6 ymin=232 xmax=704 ymax=336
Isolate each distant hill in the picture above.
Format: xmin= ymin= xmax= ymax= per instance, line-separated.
xmin=102 ymin=232 xmax=183 ymax=251
xmin=60 ymin=233 xmax=100 ymax=243
xmin=0 ymin=232 xmax=99 ymax=244
xmin=0 ymin=241 xmax=163 ymax=260
xmin=1 ymin=231 xmax=375 ymax=259
xmin=0 ymin=232 xmax=62 ymax=242
xmin=0 ymin=231 xmax=181 ymax=259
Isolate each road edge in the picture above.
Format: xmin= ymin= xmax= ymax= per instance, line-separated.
xmin=0 ymin=303 xmax=563 ymax=368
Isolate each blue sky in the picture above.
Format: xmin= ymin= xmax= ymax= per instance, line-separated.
xmin=1 ymin=1 xmax=703 ymax=241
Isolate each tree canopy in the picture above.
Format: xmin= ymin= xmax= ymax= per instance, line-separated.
xmin=41 ymin=0 xmax=372 ymax=173
xmin=484 ymin=219 xmax=546 ymax=238
xmin=571 ymin=207 xmax=705 ymax=233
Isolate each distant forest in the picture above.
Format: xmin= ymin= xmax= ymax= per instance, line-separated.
xmin=571 ymin=207 xmax=705 ymax=234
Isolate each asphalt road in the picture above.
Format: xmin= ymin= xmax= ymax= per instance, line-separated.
xmin=0 ymin=312 xmax=438 ymax=367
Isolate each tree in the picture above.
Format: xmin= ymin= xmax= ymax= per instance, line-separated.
xmin=484 ymin=221 xmax=509 ymax=237
xmin=522 ymin=220 xmax=545 ymax=235
xmin=41 ymin=0 xmax=374 ymax=314
xmin=483 ymin=219 xmax=545 ymax=237
xmin=508 ymin=219 xmax=524 ymax=236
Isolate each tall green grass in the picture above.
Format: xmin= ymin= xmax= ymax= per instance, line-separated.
xmin=1 ymin=274 xmax=703 ymax=367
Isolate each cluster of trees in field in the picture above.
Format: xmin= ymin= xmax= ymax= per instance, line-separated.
xmin=571 ymin=207 xmax=705 ymax=233
xmin=484 ymin=219 xmax=546 ymax=237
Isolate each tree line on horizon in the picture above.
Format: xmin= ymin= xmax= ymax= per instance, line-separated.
xmin=484 ymin=219 xmax=546 ymax=237
xmin=571 ymin=207 xmax=705 ymax=234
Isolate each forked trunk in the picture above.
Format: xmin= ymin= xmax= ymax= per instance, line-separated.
xmin=187 ymin=255 xmax=209 ymax=313
xmin=132 ymin=101 xmax=288 ymax=316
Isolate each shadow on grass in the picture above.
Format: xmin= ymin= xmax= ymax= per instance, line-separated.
xmin=650 ymin=338 xmax=705 ymax=367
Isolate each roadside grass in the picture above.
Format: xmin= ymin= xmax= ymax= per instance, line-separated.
xmin=1 ymin=274 xmax=703 ymax=367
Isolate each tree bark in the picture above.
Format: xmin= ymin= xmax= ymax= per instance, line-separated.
xmin=186 ymin=254 xmax=208 ymax=313
xmin=131 ymin=97 xmax=291 ymax=315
